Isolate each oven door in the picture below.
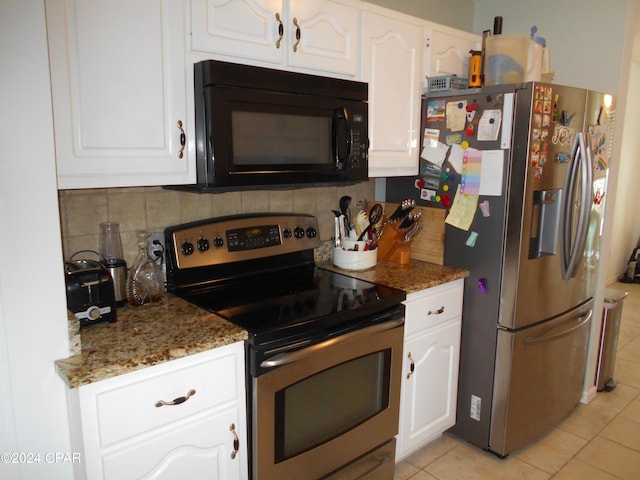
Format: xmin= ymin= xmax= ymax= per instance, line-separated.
xmin=252 ymin=313 xmax=404 ymax=480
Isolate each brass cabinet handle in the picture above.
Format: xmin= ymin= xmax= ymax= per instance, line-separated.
xmin=427 ymin=306 xmax=445 ymax=315
xmin=155 ymin=388 xmax=196 ymax=408
xmin=292 ymin=18 xmax=301 ymax=52
xmin=407 ymin=352 xmax=415 ymax=379
xmin=275 ymin=13 xmax=284 ymax=49
xmin=230 ymin=423 xmax=240 ymax=459
xmin=177 ymin=120 xmax=186 ymax=159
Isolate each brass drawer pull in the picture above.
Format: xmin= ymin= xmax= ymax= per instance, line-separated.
xmin=155 ymin=389 xmax=196 ymax=408
xmin=177 ymin=120 xmax=186 ymax=159
xmin=407 ymin=352 xmax=415 ymax=379
xmin=275 ymin=13 xmax=284 ymax=49
xmin=230 ymin=423 xmax=240 ymax=459
xmin=427 ymin=306 xmax=445 ymax=315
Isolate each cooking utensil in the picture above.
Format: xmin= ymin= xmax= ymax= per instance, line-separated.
xmin=355 ymin=210 xmax=368 ymax=237
xmin=339 ymin=196 xmax=352 ymax=233
xmin=399 ymin=211 xmax=422 ymax=230
xmin=357 ymin=203 xmax=383 ymax=241
xmin=403 ymin=223 xmax=422 ymax=242
xmin=389 ymin=199 xmax=415 ymax=222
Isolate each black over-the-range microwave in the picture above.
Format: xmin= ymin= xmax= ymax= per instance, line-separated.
xmin=169 ymin=60 xmax=369 ymax=192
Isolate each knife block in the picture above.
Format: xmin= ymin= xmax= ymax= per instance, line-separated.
xmin=377 ymin=222 xmax=414 ymax=265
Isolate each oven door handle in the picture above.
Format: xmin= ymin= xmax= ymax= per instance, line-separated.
xmin=260 ymin=317 xmax=404 ymax=370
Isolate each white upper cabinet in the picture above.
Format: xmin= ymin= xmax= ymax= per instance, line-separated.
xmin=362 ymin=9 xmax=423 ymax=177
xmin=425 ymin=22 xmax=481 ymax=80
xmin=46 ymin=0 xmax=194 ymax=189
xmin=190 ymin=0 xmax=359 ymax=77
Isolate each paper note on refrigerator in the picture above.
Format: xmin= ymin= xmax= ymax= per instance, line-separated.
xmin=421 ymin=133 xmax=449 ymax=167
xmin=445 ymin=185 xmax=478 ymax=231
xmin=460 ymin=150 xmax=504 ymax=196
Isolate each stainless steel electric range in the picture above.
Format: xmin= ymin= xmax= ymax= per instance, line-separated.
xmin=165 ymin=213 xmax=406 ymax=480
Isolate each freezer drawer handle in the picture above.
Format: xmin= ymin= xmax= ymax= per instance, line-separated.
xmin=523 ymin=310 xmax=592 ymax=347
xmin=428 ymin=306 xmax=445 ymax=315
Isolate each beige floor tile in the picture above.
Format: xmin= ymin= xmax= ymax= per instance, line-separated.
xmin=402 ymin=435 xmax=459 ymax=469
xmin=393 ymin=460 xmax=420 ymax=480
xmin=424 ymin=443 xmax=549 ymax=480
xmin=617 ymin=337 xmax=640 ymax=363
xmin=590 ymin=383 xmax=640 ymax=413
xmin=576 ymin=436 xmax=640 ymax=480
xmin=616 ymin=358 xmax=640 ymax=390
xmin=557 ymin=401 xmax=619 ymax=440
xmin=402 ymin=471 xmax=438 ymax=480
xmin=600 ymin=416 xmax=640 ymax=452
xmin=618 ymin=324 xmax=640 ymax=350
xmin=513 ymin=427 xmax=587 ymax=474
xmin=620 ymin=398 xmax=640 ymax=422
xmin=550 ymin=458 xmax=620 ymax=480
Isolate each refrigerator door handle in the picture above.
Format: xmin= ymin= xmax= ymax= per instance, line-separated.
xmin=561 ymin=132 xmax=593 ymax=279
xmin=523 ymin=309 xmax=592 ymax=347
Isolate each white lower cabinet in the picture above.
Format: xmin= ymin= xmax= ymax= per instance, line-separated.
xmin=68 ymin=342 xmax=248 ymax=480
xmin=396 ymin=279 xmax=464 ymax=461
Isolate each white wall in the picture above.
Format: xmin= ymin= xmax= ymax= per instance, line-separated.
xmin=611 ymin=59 xmax=640 ymax=278
xmin=472 ymin=0 xmax=628 ymax=95
xmin=363 ymin=0 xmax=475 ymax=31
xmin=0 ymin=1 xmax=73 ymax=479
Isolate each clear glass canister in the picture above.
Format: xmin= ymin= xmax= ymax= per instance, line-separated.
xmin=126 ymin=231 xmax=164 ymax=306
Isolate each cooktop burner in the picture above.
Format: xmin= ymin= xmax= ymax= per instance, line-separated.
xmin=179 ymin=266 xmax=404 ymax=339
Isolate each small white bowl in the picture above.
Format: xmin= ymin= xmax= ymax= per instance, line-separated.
xmin=333 ymin=246 xmax=377 ymax=270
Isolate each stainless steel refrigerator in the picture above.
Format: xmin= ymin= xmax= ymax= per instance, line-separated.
xmin=386 ymin=82 xmax=615 ymax=457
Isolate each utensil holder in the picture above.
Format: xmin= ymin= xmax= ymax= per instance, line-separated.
xmin=377 ymin=223 xmax=413 ymax=265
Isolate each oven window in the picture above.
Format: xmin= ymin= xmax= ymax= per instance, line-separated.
xmin=274 ymin=350 xmax=391 ymax=462
xmin=231 ymin=111 xmax=330 ymax=166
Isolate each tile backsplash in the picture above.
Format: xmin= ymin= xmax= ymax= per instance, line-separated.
xmin=58 ymin=182 xmax=375 ymax=267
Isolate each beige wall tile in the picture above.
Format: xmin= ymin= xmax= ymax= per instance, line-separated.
xmin=212 ymin=192 xmax=242 ymax=217
xmin=145 ymin=188 xmax=182 ymax=230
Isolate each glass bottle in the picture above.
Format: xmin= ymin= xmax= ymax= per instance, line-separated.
xmin=126 ymin=231 xmax=164 ymax=306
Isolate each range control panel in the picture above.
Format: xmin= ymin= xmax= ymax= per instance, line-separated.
xmin=165 ymin=214 xmax=321 ymax=270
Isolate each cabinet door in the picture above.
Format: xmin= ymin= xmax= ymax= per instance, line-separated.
xmin=426 ymin=23 xmax=481 ymax=78
xmin=287 ymin=0 xmax=359 ymax=76
xmin=102 ymin=407 xmax=246 ymax=480
xmin=46 ymin=0 xmax=192 ymax=189
xmin=362 ymin=11 xmax=422 ymax=177
xmin=397 ymin=319 xmax=461 ymax=459
xmin=191 ymin=0 xmax=285 ymax=65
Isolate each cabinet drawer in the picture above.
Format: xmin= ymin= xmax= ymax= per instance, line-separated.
xmin=403 ymin=280 xmax=463 ymax=337
xmin=82 ymin=345 xmax=244 ymax=447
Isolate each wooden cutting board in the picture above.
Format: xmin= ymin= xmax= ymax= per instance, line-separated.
xmin=382 ymin=202 xmax=446 ymax=265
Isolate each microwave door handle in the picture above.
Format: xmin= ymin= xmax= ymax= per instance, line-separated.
xmin=332 ymin=107 xmax=352 ymax=170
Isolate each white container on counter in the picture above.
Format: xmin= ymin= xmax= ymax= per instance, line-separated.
xmin=333 ymin=242 xmax=377 ymax=271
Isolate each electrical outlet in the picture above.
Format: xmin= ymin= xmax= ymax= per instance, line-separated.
xmin=148 ymin=232 xmax=165 ymax=262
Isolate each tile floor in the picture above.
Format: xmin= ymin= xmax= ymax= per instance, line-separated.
xmin=394 ymin=281 xmax=640 ymax=480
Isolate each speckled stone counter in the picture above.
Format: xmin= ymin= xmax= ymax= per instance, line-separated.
xmin=55 ymin=294 xmax=247 ymax=389
xmin=318 ymin=259 xmax=469 ymax=295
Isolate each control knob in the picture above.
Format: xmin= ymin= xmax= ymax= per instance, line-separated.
xmin=306 ymin=227 xmax=317 ymax=238
xmin=180 ymin=241 xmax=194 ymax=256
xmin=293 ymin=226 xmax=305 ymax=239
xmin=283 ymin=228 xmax=292 ymax=239
xmin=197 ymin=237 xmax=210 ymax=252
xmin=213 ymin=236 xmax=224 ymax=248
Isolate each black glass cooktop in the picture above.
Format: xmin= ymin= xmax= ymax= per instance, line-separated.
xmin=178 ymin=267 xmax=406 ymax=345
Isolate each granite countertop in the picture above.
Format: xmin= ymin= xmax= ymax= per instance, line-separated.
xmin=55 ymin=294 xmax=247 ymax=389
xmin=56 ymin=259 xmax=467 ymax=389
xmin=318 ymin=259 xmax=469 ymax=295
